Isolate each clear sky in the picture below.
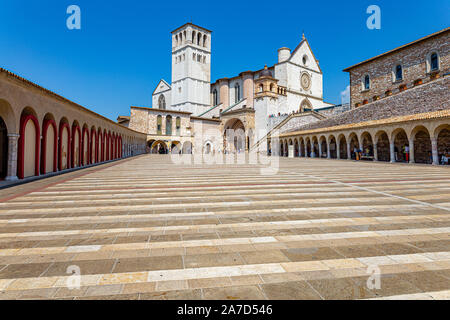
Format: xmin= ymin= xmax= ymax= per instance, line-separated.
xmin=0 ymin=0 xmax=448 ymax=120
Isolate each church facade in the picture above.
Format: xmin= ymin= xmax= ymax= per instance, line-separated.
xmin=121 ymin=23 xmax=335 ymax=154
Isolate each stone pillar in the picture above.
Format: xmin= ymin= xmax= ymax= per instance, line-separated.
xmin=5 ymin=134 xmax=20 ymax=181
xmin=327 ymin=142 xmax=331 ymax=159
xmin=373 ymin=143 xmax=378 ymax=161
xmin=337 ymin=143 xmax=341 ymax=160
xmin=242 ymin=72 xmax=254 ymax=108
xmin=304 ymin=144 xmax=308 ymax=158
xmin=409 ymin=139 xmax=415 ymax=164
xmin=298 ymin=143 xmax=303 ymax=157
xmin=347 ymin=142 xmax=351 ymax=160
xmin=431 ymin=138 xmax=439 ymax=165
xmin=318 ymin=143 xmax=322 ymax=159
xmin=390 ymin=142 xmax=395 ymax=163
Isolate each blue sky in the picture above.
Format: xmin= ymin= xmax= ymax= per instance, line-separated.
xmin=0 ymin=0 xmax=448 ymax=120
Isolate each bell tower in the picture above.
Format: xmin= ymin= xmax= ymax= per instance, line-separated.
xmin=171 ymin=23 xmax=212 ymax=115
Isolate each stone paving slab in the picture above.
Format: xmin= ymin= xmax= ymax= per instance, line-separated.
xmin=0 ymin=155 xmax=449 ymax=300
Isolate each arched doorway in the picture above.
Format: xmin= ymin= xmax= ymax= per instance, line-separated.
xmin=436 ymin=126 xmax=450 ymax=165
xmin=413 ymin=127 xmax=432 ymax=164
xmin=182 ymin=141 xmax=193 ymax=154
xmin=72 ymin=123 xmax=81 ymax=168
xmin=18 ymin=108 xmax=40 ymax=179
xmin=171 ymin=141 xmax=181 ymax=154
xmin=294 ymin=139 xmax=299 ymax=157
xmin=82 ymin=126 xmax=89 ymax=166
xmin=349 ymin=133 xmax=359 ymax=160
xmin=329 ymin=136 xmax=337 ymax=159
xmin=300 ymin=138 xmax=305 ymax=157
xmin=361 ymin=132 xmax=374 ymax=159
xmin=41 ymin=115 xmax=57 ymax=174
xmin=151 ymin=141 xmax=168 ymax=154
xmin=319 ymin=137 xmax=327 ymax=158
xmin=376 ymin=131 xmax=390 ymax=162
xmin=312 ymin=137 xmax=319 ymax=157
xmin=0 ymin=117 xmax=7 ymax=179
xmin=393 ymin=129 xmax=408 ymax=162
xmin=223 ymin=118 xmax=245 ymax=154
xmin=338 ymin=135 xmax=347 ymax=159
xmin=306 ymin=138 xmax=312 ymax=157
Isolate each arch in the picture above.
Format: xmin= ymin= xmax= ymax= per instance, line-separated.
xmin=91 ymin=127 xmax=97 ymax=164
xmin=166 ymin=116 xmax=173 ymax=136
xmin=300 ymin=137 xmax=306 ymax=157
xmin=0 ymin=116 xmax=8 ymax=179
xmin=306 ymin=137 xmax=312 ymax=157
xmin=41 ymin=114 xmax=57 ymax=174
xmin=151 ymin=140 xmax=168 ymax=154
xmin=105 ymin=131 xmax=110 ymax=161
xmin=299 ymin=98 xmax=312 ymax=113
xmin=197 ymin=32 xmax=202 ymax=46
xmin=176 ymin=117 xmax=181 ymax=136
xmin=58 ymin=118 xmax=71 ymax=171
xmin=223 ymin=118 xmax=245 ymax=154
xmin=360 ymin=131 xmax=374 ymax=159
xmin=319 ymin=136 xmax=327 ymax=158
xmin=392 ymin=128 xmax=409 ymax=162
xmin=375 ymin=130 xmax=390 ymax=162
xmin=435 ymin=124 xmax=450 ymax=165
xmin=71 ymin=121 xmax=82 ymax=168
xmin=234 ymin=83 xmax=241 ymax=103
xmin=294 ymin=139 xmax=299 ymax=157
xmin=82 ymin=125 xmax=90 ymax=166
xmin=203 ymin=34 xmax=207 ymax=47
xmin=97 ymin=128 xmax=103 ymax=162
xmin=348 ymin=133 xmax=359 ymax=160
xmin=111 ymin=133 xmax=115 ymax=160
xmin=338 ymin=134 xmax=348 ymax=159
xmin=312 ymin=136 xmax=319 ymax=158
xmin=157 ymin=115 xmax=162 ymax=135
xmin=0 ymin=99 xmax=16 ymax=134
xmin=158 ymin=95 xmax=166 ymax=110
xmin=393 ymin=64 xmax=403 ymax=82
xmin=18 ymin=108 xmax=40 ymax=179
xmin=204 ymin=141 xmax=213 ymax=155
xmin=412 ymin=126 xmax=432 ymax=164
xmin=328 ymin=135 xmax=337 ymax=159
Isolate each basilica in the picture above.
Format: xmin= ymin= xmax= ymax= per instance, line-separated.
xmin=118 ymin=23 xmax=337 ymax=154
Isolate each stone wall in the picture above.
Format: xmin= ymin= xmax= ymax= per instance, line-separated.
xmin=286 ymin=76 xmax=449 ymax=133
xmin=347 ymin=30 xmax=449 ymax=107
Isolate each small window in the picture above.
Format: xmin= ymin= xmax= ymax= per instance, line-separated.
xmin=430 ymin=53 xmax=439 ymax=71
xmin=234 ymin=84 xmax=241 ymax=103
xmin=302 ymin=55 xmax=308 ymax=66
xmin=363 ymin=75 xmax=370 ymax=90
xmin=212 ymin=89 xmax=218 ymax=106
xmin=157 ymin=116 xmax=162 ymax=135
xmin=158 ymin=95 xmax=166 ymax=110
xmin=395 ymin=65 xmax=403 ymax=81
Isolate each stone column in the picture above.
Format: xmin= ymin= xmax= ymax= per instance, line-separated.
xmin=409 ymin=139 xmax=415 ymax=164
xmin=327 ymin=142 xmax=331 ymax=159
xmin=304 ymin=144 xmax=308 ymax=158
xmin=347 ymin=142 xmax=351 ymax=160
xmin=337 ymin=143 xmax=341 ymax=160
xmin=373 ymin=143 xmax=378 ymax=161
xmin=431 ymin=138 xmax=439 ymax=165
xmin=318 ymin=143 xmax=322 ymax=159
xmin=390 ymin=142 xmax=395 ymax=163
xmin=5 ymin=134 xmax=20 ymax=181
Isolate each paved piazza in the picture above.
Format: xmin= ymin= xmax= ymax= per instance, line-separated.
xmin=0 ymin=155 xmax=449 ymax=300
